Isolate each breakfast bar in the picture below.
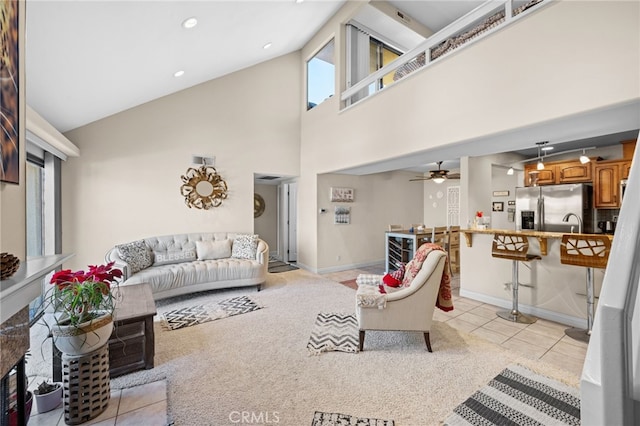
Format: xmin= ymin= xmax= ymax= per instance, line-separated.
xmin=458 ymin=228 xmax=613 ymax=328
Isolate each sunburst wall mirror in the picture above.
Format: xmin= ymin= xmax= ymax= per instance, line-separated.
xmin=180 ymin=165 xmax=228 ymax=209
xmin=254 ymin=193 xmax=265 ymax=218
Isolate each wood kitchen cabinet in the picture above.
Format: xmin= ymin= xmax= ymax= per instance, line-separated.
xmin=524 ymin=164 xmax=556 ymax=186
xmin=556 ymin=160 xmax=592 ymax=183
xmin=621 ymin=160 xmax=632 ymax=179
xmin=524 ymin=159 xmax=592 ymax=186
xmin=594 ymin=161 xmax=622 ymax=208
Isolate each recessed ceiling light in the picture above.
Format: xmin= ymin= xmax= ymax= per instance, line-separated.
xmin=295 ymin=0 xmax=305 ymax=3
xmin=263 ymin=42 xmax=272 ymax=49
xmin=174 ymin=70 xmax=185 ymax=77
xmin=182 ymin=17 xmax=198 ymax=29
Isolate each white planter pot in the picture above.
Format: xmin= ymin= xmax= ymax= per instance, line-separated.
xmin=51 ymin=311 xmax=113 ymax=355
xmin=34 ymin=384 xmax=62 ymax=413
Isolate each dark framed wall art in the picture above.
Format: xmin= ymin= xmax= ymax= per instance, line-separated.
xmin=1 ymin=0 xmax=20 ymax=184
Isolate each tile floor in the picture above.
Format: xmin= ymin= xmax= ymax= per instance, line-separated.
xmin=27 ymin=379 xmax=168 ymax=426
xmin=323 ymin=265 xmax=588 ymax=378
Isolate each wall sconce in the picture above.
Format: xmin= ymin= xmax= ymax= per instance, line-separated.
xmin=507 ymin=167 xmax=514 ymax=175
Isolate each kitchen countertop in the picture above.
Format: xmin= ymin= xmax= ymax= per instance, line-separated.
xmin=460 ymin=228 xmax=613 ymax=255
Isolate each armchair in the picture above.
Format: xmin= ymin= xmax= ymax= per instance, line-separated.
xmin=356 ymin=248 xmax=449 ymax=352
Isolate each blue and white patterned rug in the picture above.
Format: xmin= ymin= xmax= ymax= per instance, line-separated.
xmin=444 ymin=364 xmax=580 ymax=425
xmin=160 ymin=295 xmax=262 ymax=331
xmin=307 ymin=313 xmax=359 ymax=354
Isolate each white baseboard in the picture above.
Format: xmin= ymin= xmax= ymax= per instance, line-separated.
xmin=459 ymin=288 xmax=587 ymax=329
xmin=312 ymin=260 xmax=385 ymax=275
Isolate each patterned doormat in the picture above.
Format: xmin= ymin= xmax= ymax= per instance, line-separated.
xmin=311 ymin=411 xmax=394 ymax=426
xmin=307 ymin=313 xmax=359 ymax=354
xmin=160 ymin=295 xmax=262 ymax=331
xmin=444 ymin=364 xmax=580 ymax=426
xmin=268 ymin=260 xmax=299 ymax=273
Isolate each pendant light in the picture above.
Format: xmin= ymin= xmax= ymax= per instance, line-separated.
xmin=579 ymin=149 xmax=590 ymax=164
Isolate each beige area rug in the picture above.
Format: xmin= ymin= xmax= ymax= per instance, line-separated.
xmin=28 ymin=269 xmax=580 ymax=426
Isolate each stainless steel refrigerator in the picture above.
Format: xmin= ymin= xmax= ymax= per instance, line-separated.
xmin=515 ymin=183 xmax=593 ymax=233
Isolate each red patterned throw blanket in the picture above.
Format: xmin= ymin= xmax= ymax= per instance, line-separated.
xmin=404 ymin=243 xmax=453 ymax=312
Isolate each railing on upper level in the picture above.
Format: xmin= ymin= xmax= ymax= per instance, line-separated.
xmin=341 ymin=0 xmax=548 ymax=108
xmin=581 ymin=131 xmax=640 ymax=425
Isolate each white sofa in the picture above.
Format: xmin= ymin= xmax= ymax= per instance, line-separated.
xmin=105 ymin=232 xmax=268 ymax=300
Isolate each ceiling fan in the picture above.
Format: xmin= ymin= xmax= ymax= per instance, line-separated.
xmin=410 ymin=161 xmax=460 ymax=183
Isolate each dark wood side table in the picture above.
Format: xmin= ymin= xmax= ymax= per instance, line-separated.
xmin=53 ymin=283 xmax=157 ymax=380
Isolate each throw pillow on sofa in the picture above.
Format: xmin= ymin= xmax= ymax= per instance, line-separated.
xmin=153 ymin=247 xmax=197 ymax=266
xmin=116 ymin=240 xmax=153 ymax=273
xmin=231 ymin=234 xmax=258 ymax=260
xmin=196 ymin=240 xmax=232 ymax=260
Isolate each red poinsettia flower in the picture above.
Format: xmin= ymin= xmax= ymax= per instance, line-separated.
xmin=48 ymin=262 xmax=123 ymax=327
xmin=476 ymin=211 xmax=484 ymax=218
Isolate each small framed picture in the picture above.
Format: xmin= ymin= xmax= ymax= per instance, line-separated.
xmin=492 ymin=202 xmax=504 ymax=212
xmin=334 ymin=206 xmax=351 ymax=224
xmin=330 ymin=187 xmax=354 ymax=202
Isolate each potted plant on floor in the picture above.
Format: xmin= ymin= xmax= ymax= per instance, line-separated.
xmin=44 ymin=261 xmax=123 ymax=355
xmin=33 ymin=380 xmax=63 ymax=413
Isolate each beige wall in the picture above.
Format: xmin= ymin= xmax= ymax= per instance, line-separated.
xmin=299 ymin=0 xmax=639 ymax=270
xmin=316 ymin=171 xmax=423 ymax=271
xmin=63 ymin=53 xmax=301 ymax=269
xmin=0 ymin=1 xmax=26 ymax=259
xmin=254 ymin=184 xmax=278 ymax=254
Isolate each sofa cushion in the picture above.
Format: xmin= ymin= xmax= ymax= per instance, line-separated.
xmin=231 ymin=234 xmax=258 ymax=259
xmin=125 ymin=258 xmax=263 ymax=294
xmin=153 ymin=247 xmax=197 ymax=266
xmin=196 ymin=240 xmax=232 ymax=260
xmin=116 ymin=240 xmax=153 ymax=273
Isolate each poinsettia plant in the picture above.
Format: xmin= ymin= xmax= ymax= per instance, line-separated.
xmin=49 ymin=261 xmax=122 ymax=327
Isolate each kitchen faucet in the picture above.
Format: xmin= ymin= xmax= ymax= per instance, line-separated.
xmin=562 ymin=213 xmax=583 ymax=233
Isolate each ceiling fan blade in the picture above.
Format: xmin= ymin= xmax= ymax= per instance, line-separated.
xmin=447 ymin=173 xmax=461 ymax=179
xmin=409 ymin=177 xmax=431 ymax=182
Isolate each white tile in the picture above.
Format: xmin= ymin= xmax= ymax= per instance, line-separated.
xmin=468 ymin=305 xmax=500 ymax=320
xmin=471 ymin=327 xmax=509 ymax=345
xmin=525 ymin=322 xmax=567 ymax=339
xmin=29 ymin=406 xmax=63 ymax=426
xmin=446 ymin=317 xmax=480 ymax=334
xmin=511 ymin=328 xmax=560 ymax=349
xmin=456 ymin=312 xmax=492 ymax=327
xmin=118 ymin=380 xmax=166 ymax=416
xmin=481 ymin=320 xmax=523 ymax=337
xmin=115 ymin=400 xmax=167 ymax=426
xmin=540 ymin=350 xmax=585 ymax=377
xmin=501 ymin=338 xmax=548 ymax=359
xmin=549 ymin=340 xmax=588 ymax=360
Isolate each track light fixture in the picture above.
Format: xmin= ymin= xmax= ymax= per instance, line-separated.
xmin=579 ymin=149 xmax=590 ymax=164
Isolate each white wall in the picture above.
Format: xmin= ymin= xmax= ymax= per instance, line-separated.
xmin=316 ymin=171 xmax=423 ymax=271
xmin=299 ymin=0 xmax=639 ymax=270
xmin=254 ymin=184 xmax=277 ymax=255
xmin=491 ymin=165 xmax=519 ymax=229
xmin=62 ymin=53 xmax=301 ymax=269
xmin=422 ymin=177 xmax=460 ymax=226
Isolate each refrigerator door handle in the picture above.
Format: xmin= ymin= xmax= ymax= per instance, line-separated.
xmin=538 ymin=196 xmax=545 ymax=231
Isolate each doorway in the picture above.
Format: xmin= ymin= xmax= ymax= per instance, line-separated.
xmin=278 ymin=182 xmax=297 ymax=263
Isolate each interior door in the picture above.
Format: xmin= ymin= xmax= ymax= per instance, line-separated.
xmin=287 ymin=183 xmax=297 ymax=262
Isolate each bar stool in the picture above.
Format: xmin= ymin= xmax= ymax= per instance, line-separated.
xmin=492 ymin=234 xmax=541 ymax=324
xmin=560 ymin=234 xmax=611 ymax=342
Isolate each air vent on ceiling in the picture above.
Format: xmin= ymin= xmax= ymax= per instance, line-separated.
xmin=257 ymin=175 xmax=281 ymax=180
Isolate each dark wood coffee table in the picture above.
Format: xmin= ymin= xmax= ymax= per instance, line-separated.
xmin=53 ymin=283 xmax=157 ymax=380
